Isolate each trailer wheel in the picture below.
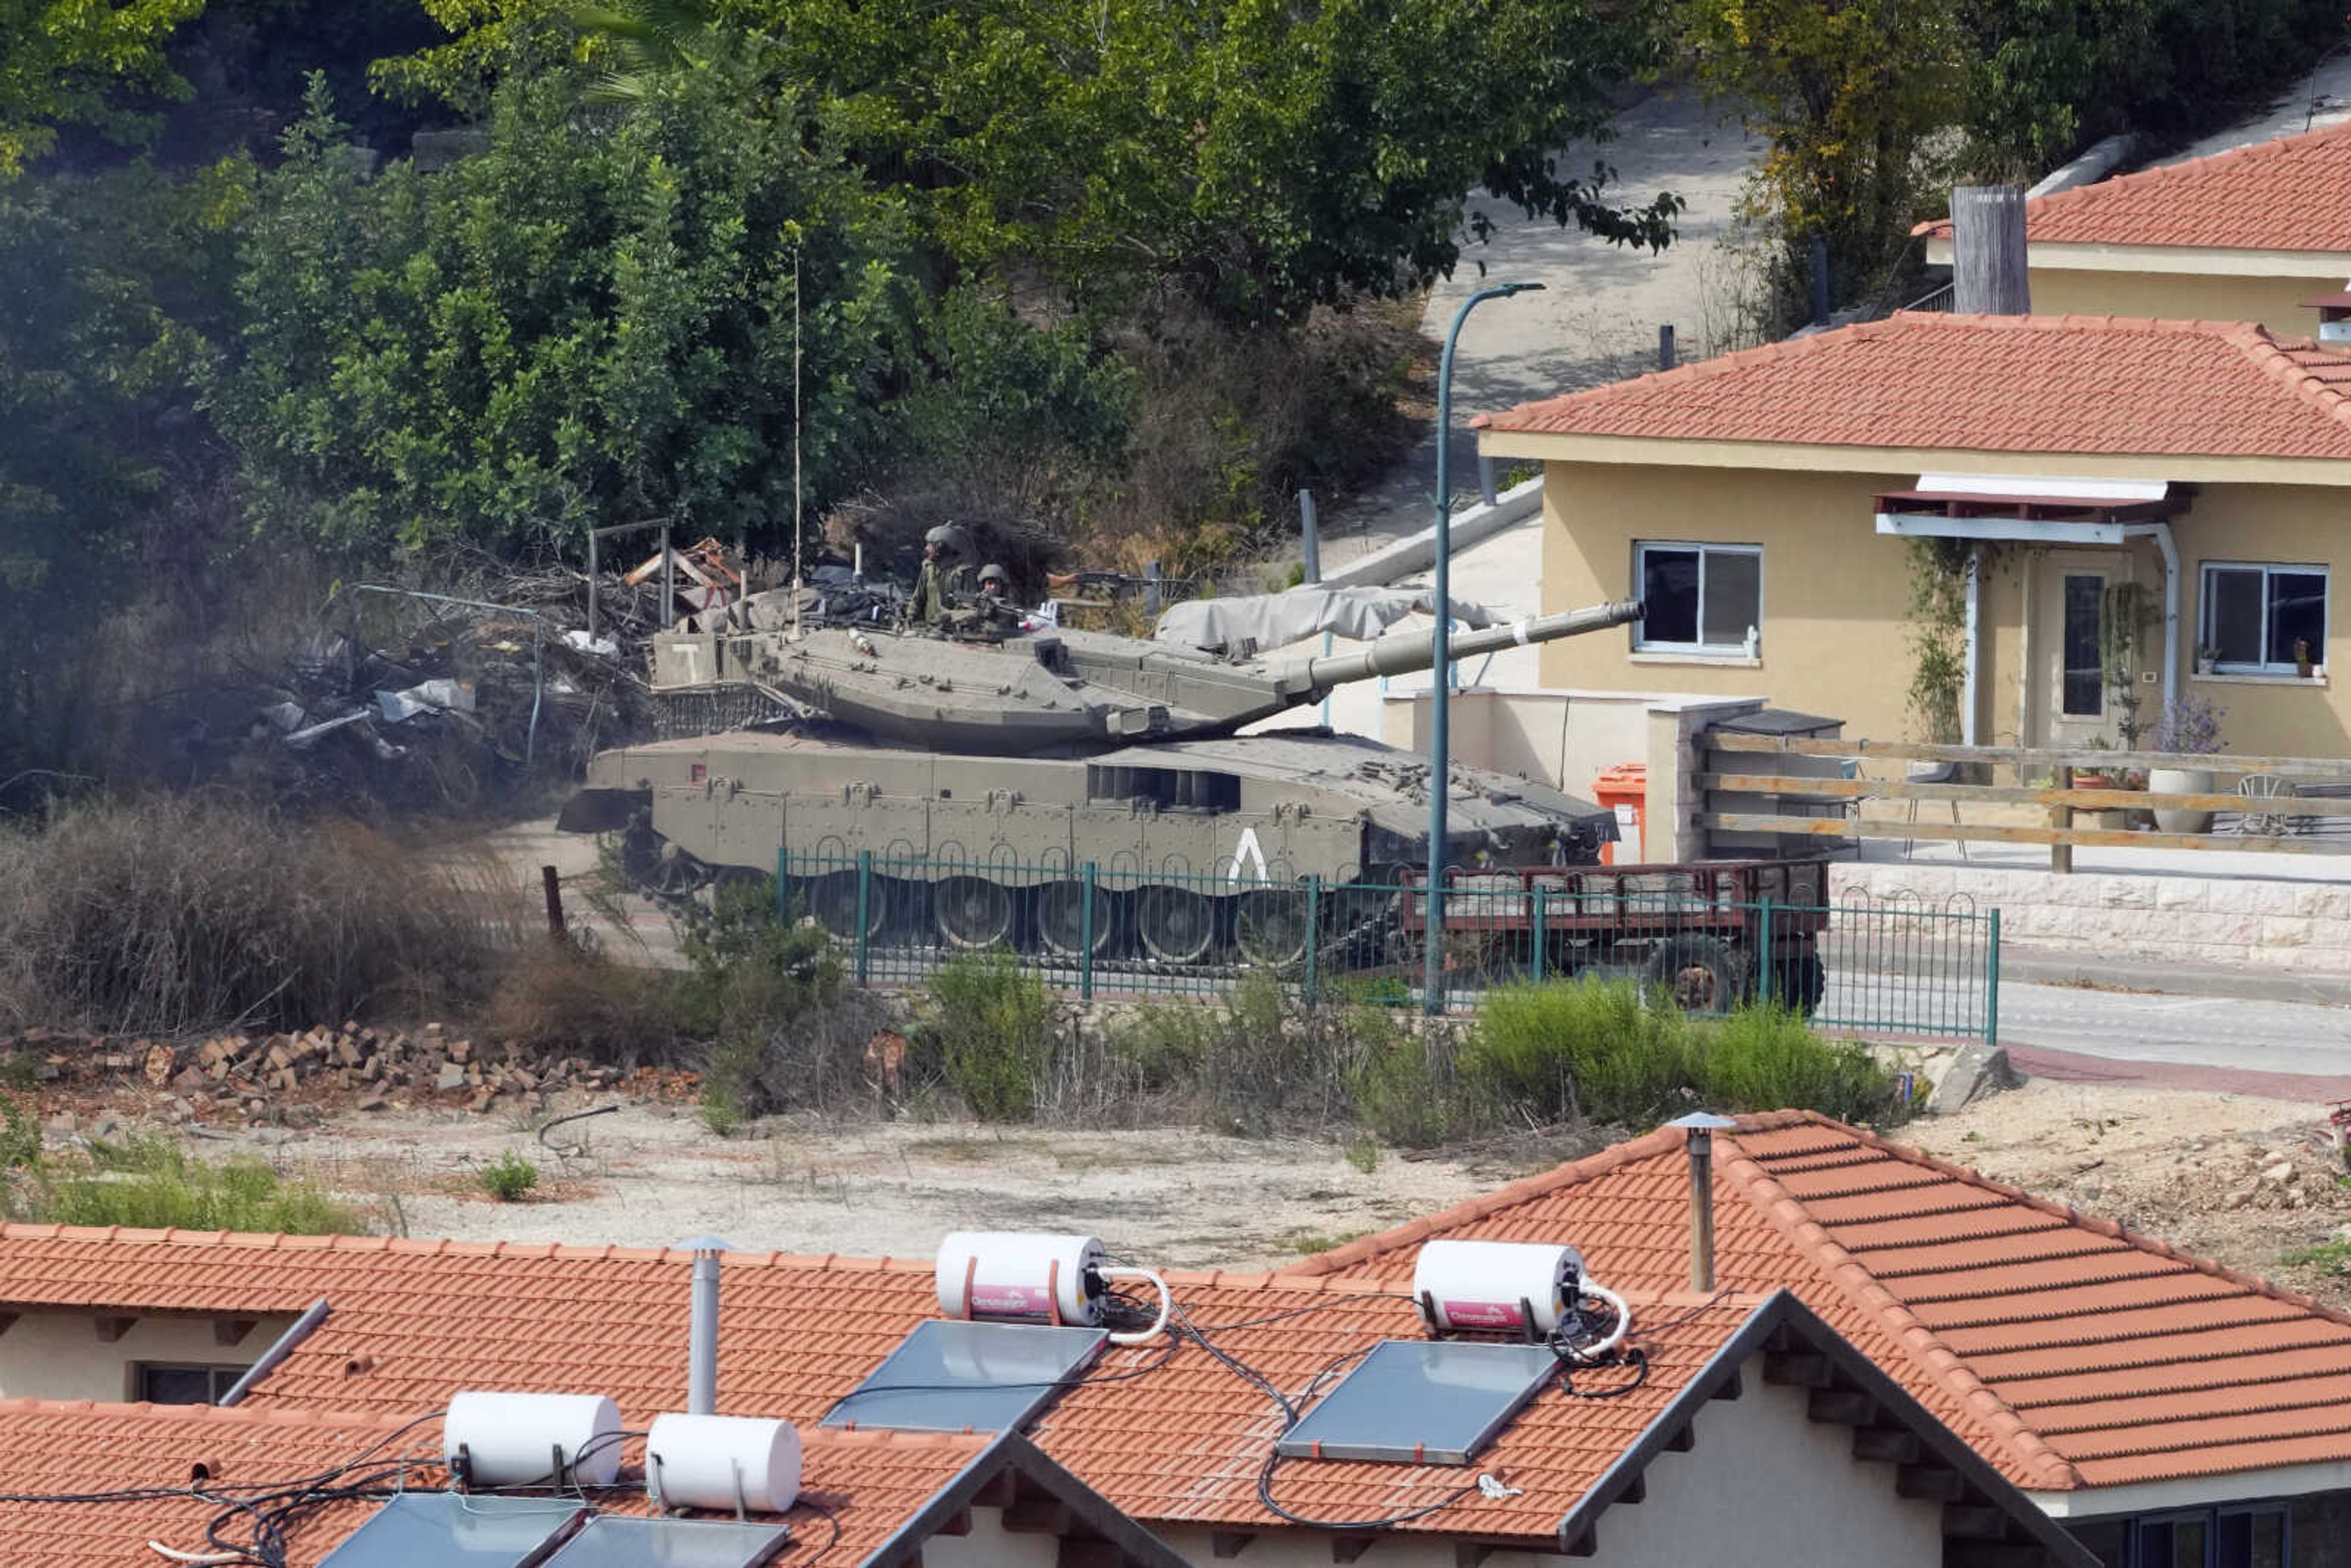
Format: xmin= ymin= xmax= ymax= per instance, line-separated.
xmin=1644 ymin=935 xmax=1744 ymax=1015
xmin=1775 ymin=950 xmax=1828 ymax=1016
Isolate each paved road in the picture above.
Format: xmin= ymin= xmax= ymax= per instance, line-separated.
xmin=1997 ymin=980 xmax=2351 ymax=1090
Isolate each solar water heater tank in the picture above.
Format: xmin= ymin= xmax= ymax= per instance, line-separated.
xmin=646 ymin=1412 xmax=802 ymax=1513
xmin=936 ymin=1231 xmax=1107 ymax=1326
xmin=1412 ymin=1240 xmax=1586 ymax=1335
xmin=443 ymin=1390 xmax=624 ymax=1487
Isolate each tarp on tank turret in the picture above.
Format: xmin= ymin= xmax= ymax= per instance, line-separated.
xmin=1155 ymin=587 xmax=1497 ymax=654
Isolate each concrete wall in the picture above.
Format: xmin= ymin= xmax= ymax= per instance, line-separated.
xmin=1834 ymin=858 xmax=2351 ymax=973
xmin=2027 ymin=267 xmax=2349 ymax=340
xmin=0 ymin=1309 xmax=291 ymax=1402
xmin=1535 ymin=461 xmax=2351 ymax=760
xmin=1156 ymin=1351 xmax=1945 ymax=1567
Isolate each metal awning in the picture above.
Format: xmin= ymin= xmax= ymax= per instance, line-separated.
xmin=1872 ymin=473 xmax=2189 ymax=541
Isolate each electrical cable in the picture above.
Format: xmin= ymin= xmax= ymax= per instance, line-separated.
xmin=787 ymin=1495 xmax=843 ymax=1567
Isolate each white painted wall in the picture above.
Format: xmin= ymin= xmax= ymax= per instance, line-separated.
xmin=921 ymin=1504 xmax=1084 ymax=1568
xmin=1157 ymin=1350 xmax=1946 ymax=1568
xmin=0 ymin=1309 xmax=291 ymax=1402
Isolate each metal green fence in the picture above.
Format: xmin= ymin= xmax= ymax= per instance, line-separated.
xmin=772 ymin=849 xmax=2000 ymax=1044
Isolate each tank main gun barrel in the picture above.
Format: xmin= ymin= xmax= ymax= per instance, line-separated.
xmin=1289 ymin=598 xmax=1644 ymax=696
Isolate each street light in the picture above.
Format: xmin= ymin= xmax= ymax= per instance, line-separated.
xmin=1426 ymin=280 xmax=1545 ymax=1016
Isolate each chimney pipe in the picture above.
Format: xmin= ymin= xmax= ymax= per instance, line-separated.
xmin=1667 ymin=1114 xmax=1737 ymax=1292
xmin=1950 ymin=185 xmax=2031 ymax=315
xmin=684 ymin=1235 xmax=732 ymax=1416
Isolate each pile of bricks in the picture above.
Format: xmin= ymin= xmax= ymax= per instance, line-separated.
xmin=1 ymin=1022 xmax=626 ymax=1120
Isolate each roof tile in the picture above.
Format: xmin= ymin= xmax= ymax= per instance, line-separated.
xmin=1474 ymin=313 xmax=2351 ymax=461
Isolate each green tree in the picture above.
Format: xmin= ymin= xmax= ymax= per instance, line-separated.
xmin=216 ymin=69 xmax=918 ymax=556
xmin=0 ymin=0 xmax=206 ymax=175
xmin=1682 ymin=0 xmax=1967 ymax=315
xmin=381 ymin=0 xmax=1682 ymax=327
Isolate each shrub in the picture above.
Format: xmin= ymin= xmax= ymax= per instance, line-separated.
xmin=484 ymin=943 xmax=689 ymax=1066
xmin=0 ymin=797 xmax=517 ymax=1036
xmin=677 ymin=877 xmax=875 ymax=1121
xmin=1695 ymin=1004 xmax=1902 ymax=1124
xmin=1349 ymin=1021 xmax=1462 ymax=1149
xmin=23 ymin=1136 xmax=364 ymax=1233
xmin=1460 ymin=979 xmax=1693 ymax=1127
xmin=478 ymin=1151 xmax=539 ymax=1202
xmin=915 ymin=952 xmax=1058 ymax=1122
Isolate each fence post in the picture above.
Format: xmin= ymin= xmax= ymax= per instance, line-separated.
xmin=1757 ymin=895 xmax=1774 ymax=1008
xmin=854 ymin=850 xmax=872 ymax=986
xmin=776 ymin=846 xmax=789 ymax=920
xmin=1080 ymin=863 xmax=1097 ymax=1003
xmin=1304 ymin=877 xmax=1322 ymax=1008
xmin=1984 ymin=909 xmax=2001 ymax=1046
xmin=1531 ymin=883 xmax=1548 ymax=986
xmin=2050 ymin=765 xmax=2073 ymax=874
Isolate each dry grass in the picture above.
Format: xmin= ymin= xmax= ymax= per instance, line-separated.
xmin=0 ymin=796 xmax=524 ymax=1037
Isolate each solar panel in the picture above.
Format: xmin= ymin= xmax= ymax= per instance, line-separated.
xmin=820 ymin=1318 xmax=1109 ymax=1434
xmin=541 ymin=1515 xmax=792 ymax=1568
xmin=316 ymin=1493 xmax=587 ymax=1567
xmin=1273 ymin=1340 xmax=1560 ymax=1465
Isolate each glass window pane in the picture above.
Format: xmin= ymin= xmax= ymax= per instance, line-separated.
xmin=139 ymin=1366 xmax=214 ymax=1405
xmin=1700 ymin=550 xmax=1760 ymax=648
xmin=2063 ymin=574 xmax=2104 ymax=716
xmin=2219 ymin=1510 xmax=2251 ymax=1568
xmin=2267 ymin=572 xmax=2327 ymax=668
xmin=1640 ymin=548 xmax=1700 ymax=645
xmin=2173 ymin=1518 xmax=2209 ymax=1568
xmin=2207 ymin=568 xmax=2264 ymax=664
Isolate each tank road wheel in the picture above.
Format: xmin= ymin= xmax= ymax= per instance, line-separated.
xmin=1036 ymin=881 xmax=1115 ymax=958
xmin=643 ymin=845 xmax=710 ymax=900
xmin=934 ymin=876 xmax=1016 ymax=950
xmin=809 ymin=872 xmax=882 ymax=943
xmin=1136 ymin=886 xmax=1217 ymax=964
xmin=1235 ymin=888 xmax=1310 ymax=968
xmin=1644 ymin=934 xmax=1745 ymax=1015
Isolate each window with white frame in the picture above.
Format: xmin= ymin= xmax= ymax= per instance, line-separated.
xmin=2200 ymin=562 xmax=2328 ymax=675
xmin=1633 ymin=542 xmax=1761 ymax=655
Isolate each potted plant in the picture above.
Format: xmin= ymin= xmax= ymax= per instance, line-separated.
xmin=2148 ymin=696 xmax=2227 ymax=833
xmin=2195 ymin=644 xmax=2218 ymax=677
xmin=2297 ymin=638 xmax=2317 ymax=679
xmin=2072 ymin=737 xmax=2117 ymax=792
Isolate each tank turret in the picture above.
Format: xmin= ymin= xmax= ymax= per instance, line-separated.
xmin=640 ymin=596 xmax=1641 ymax=756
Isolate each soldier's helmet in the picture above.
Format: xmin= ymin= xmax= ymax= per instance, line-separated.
xmin=978 ymin=564 xmax=1010 ymax=594
xmin=924 ymin=523 xmax=974 ymax=562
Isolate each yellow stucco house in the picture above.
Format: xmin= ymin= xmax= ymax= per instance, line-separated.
xmin=1474 ymin=311 xmax=2351 ymax=757
xmin=1919 ymin=121 xmax=2351 ymax=337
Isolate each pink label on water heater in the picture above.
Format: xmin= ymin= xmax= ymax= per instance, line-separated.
xmin=970 ymin=1282 xmax=1053 ymax=1318
xmin=1441 ymin=1299 xmax=1525 ymax=1329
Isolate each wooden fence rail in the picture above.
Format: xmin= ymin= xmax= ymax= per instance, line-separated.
xmin=1699 ymin=735 xmax=2351 ymax=868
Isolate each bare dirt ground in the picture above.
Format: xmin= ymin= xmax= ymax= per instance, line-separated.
xmin=41 ymin=1065 xmax=2351 ymax=1307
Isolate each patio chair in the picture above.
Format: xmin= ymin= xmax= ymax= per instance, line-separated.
xmin=1902 ymin=760 xmax=1970 ymax=861
xmin=2237 ymin=773 xmax=2303 ymax=838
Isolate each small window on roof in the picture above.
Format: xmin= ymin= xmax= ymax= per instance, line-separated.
xmin=135 ymin=1364 xmax=246 ymax=1405
xmin=1273 ymin=1340 xmax=1558 ymax=1465
xmin=821 ymin=1319 xmax=1108 ymax=1435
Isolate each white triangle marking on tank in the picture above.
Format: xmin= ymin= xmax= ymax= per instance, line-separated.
xmin=1226 ymin=827 xmax=1270 ymax=885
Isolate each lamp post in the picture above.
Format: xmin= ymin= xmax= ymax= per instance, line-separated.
xmin=1426 ymin=281 xmax=1545 ymax=1016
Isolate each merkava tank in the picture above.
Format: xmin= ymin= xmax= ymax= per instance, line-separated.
xmin=558 ymin=590 xmax=1642 ymax=966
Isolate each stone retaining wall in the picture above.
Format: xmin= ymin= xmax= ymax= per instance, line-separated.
xmin=1831 ymin=861 xmax=2351 ymax=973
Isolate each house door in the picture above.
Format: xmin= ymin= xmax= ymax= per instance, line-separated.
xmin=2031 ymin=554 xmax=2124 ymax=748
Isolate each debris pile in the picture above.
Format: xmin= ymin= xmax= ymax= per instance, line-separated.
xmin=3 ymin=1022 xmax=636 ymax=1123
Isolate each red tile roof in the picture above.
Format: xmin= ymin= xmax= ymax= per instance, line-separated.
xmin=1283 ymin=1111 xmax=2351 ymax=1490
xmin=1472 ymin=313 xmax=2351 ymax=461
xmin=1919 ymin=122 xmax=2351 ymax=253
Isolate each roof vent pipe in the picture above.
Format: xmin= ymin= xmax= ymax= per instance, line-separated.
xmin=1951 ymin=186 xmax=2031 ymax=315
xmin=685 ymin=1236 xmax=732 ymax=1416
xmin=1668 ymin=1114 xmax=1737 ymax=1292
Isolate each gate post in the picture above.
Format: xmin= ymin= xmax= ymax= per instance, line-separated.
xmin=776 ymin=846 xmax=788 ymax=920
xmin=1531 ymin=883 xmax=1548 ymax=986
xmin=1080 ymin=863 xmax=1098 ymax=1003
xmin=854 ymin=850 xmax=872 ymax=986
xmin=1304 ymin=877 xmax=1322 ymax=1008
xmin=1985 ymin=909 xmax=2001 ymax=1046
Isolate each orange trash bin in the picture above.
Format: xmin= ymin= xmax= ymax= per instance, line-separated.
xmin=1591 ymin=763 xmax=1648 ymax=866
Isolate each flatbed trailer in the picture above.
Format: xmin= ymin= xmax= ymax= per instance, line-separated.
xmin=1399 ymin=857 xmax=1835 ymax=1012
